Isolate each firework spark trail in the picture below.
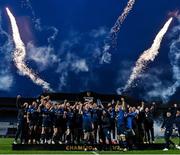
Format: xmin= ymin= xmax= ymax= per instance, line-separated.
xmin=110 ymin=0 xmax=136 ymax=42
xmin=101 ymin=0 xmax=136 ymax=64
xmin=6 ymin=7 xmax=52 ymax=91
xmin=123 ymin=17 xmax=173 ymax=91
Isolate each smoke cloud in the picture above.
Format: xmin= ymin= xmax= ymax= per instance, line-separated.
xmin=0 ymin=10 xmax=14 ymax=91
xmin=26 ymin=42 xmax=60 ymax=72
xmin=158 ymin=15 xmax=180 ymax=101
xmin=55 ymin=28 xmax=108 ymax=90
xmin=0 ymin=70 xmax=13 ymax=91
xmin=56 ymin=52 xmax=89 ymax=90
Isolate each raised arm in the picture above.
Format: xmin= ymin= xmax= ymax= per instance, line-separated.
xmin=16 ymin=95 xmax=21 ymax=109
xmin=121 ymin=98 xmax=126 ymax=111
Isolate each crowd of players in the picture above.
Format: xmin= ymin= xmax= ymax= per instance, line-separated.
xmin=13 ymin=92 xmax=180 ymax=151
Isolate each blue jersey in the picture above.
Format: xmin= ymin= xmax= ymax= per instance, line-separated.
xmin=117 ymin=109 xmax=125 ymax=125
xmin=74 ymin=110 xmax=82 ymax=128
xmin=59 ymin=108 xmax=64 ymax=116
xmin=41 ymin=108 xmax=52 ymax=121
xmin=66 ymin=110 xmax=74 ymax=120
xmin=91 ymin=109 xmax=98 ymax=123
xmin=27 ymin=107 xmax=39 ymax=121
xmin=126 ymin=112 xmax=137 ymax=129
xmin=82 ymin=110 xmax=93 ymax=131
xmin=109 ymin=108 xmax=116 ymax=120
xmin=55 ymin=108 xmax=64 ymax=119
xmin=40 ymin=107 xmax=54 ymax=127
xmin=66 ymin=110 xmax=74 ymax=128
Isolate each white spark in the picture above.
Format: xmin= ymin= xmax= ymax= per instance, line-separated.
xmin=6 ymin=7 xmax=52 ymax=91
xmin=124 ymin=17 xmax=173 ymax=91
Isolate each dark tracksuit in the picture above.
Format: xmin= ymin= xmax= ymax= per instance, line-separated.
xmin=91 ymin=108 xmax=99 ymax=143
xmin=108 ymin=108 xmax=116 ymax=139
xmin=15 ymin=103 xmax=28 ymax=143
xmin=66 ymin=110 xmax=74 ymax=129
xmin=101 ymin=113 xmax=111 ymax=143
xmin=53 ymin=108 xmax=65 ymax=142
xmin=144 ymin=111 xmax=154 ymax=143
xmin=74 ymin=110 xmax=83 ymax=143
xmin=161 ymin=116 xmax=175 ymax=148
xmin=136 ymin=111 xmax=145 ymax=143
xmin=175 ymin=115 xmax=180 ymax=146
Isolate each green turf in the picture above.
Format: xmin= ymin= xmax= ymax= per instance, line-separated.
xmin=0 ymin=138 xmax=179 ymax=154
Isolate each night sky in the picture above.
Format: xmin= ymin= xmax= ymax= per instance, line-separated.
xmin=0 ymin=0 xmax=179 ymax=102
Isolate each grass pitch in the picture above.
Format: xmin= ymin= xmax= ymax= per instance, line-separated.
xmin=0 ymin=138 xmax=179 ymax=154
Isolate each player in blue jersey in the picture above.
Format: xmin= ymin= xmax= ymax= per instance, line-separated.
xmin=126 ymin=107 xmax=137 ymax=148
xmin=51 ymin=103 xmax=59 ymax=144
xmin=107 ymin=102 xmax=116 ymax=142
xmin=64 ymin=102 xmax=75 ymax=144
xmin=91 ymin=103 xmax=100 ymax=144
xmin=27 ymin=101 xmax=39 ymax=144
xmin=82 ymin=103 xmax=94 ymax=144
xmin=115 ymin=98 xmax=127 ymax=151
xmin=39 ymin=96 xmax=53 ymax=144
